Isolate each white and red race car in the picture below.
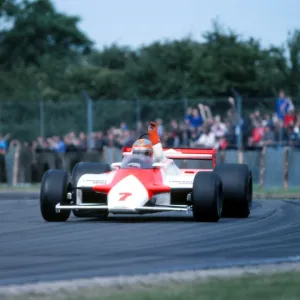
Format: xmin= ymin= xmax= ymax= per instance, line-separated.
xmin=40 ymin=147 xmax=253 ymax=222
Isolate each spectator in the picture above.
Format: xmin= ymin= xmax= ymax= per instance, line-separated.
xmin=199 ymin=104 xmax=213 ymax=124
xmin=192 ymin=125 xmax=217 ymax=148
xmin=262 ymin=113 xmax=273 ymax=128
xmin=224 ymin=120 xmax=236 ymax=148
xmin=120 ymin=122 xmax=128 ymax=130
xmin=0 ymin=134 xmax=10 ymax=154
xmin=94 ymin=131 xmax=105 ymax=151
xmin=185 ymin=107 xmax=203 ymax=129
xmin=18 ymin=92 xmax=299 ymax=156
xmin=120 ymin=129 xmax=135 ymax=147
xmin=274 ymin=119 xmax=288 ymax=146
xmin=77 ymin=132 xmax=87 ymax=151
xmin=50 ymin=136 xmax=65 ymax=153
xmin=276 ymin=90 xmax=294 ymax=121
xmin=283 ymin=98 xmax=296 ymax=127
xmin=262 ymin=125 xmax=275 ymax=146
xmin=248 ymin=122 xmax=264 ymax=147
xmin=164 ymin=132 xmax=176 ymax=147
xmin=292 ymin=115 xmax=300 ymax=146
xmin=156 ymin=118 xmax=164 ymax=139
xmin=211 ymin=115 xmax=226 ymax=140
xmin=169 ymin=120 xmax=181 ymax=147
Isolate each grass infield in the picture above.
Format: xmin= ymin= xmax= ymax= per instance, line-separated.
xmin=2 ymin=270 xmax=300 ymax=300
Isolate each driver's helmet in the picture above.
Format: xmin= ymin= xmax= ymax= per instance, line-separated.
xmin=132 ymin=138 xmax=153 ymax=157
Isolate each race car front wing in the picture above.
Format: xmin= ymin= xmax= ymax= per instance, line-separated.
xmin=56 ymin=203 xmax=191 ymax=213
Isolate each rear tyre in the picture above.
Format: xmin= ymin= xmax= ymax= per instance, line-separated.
xmin=40 ymin=169 xmax=71 ymax=222
xmin=192 ymin=172 xmax=223 ymax=222
xmin=214 ymin=163 xmax=252 ymax=218
xmin=71 ymin=162 xmax=111 ymax=218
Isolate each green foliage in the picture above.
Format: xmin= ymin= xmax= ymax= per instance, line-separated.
xmin=287 ymin=30 xmax=300 ymax=96
xmin=0 ymin=1 xmax=299 ymax=139
xmin=0 ymin=0 xmax=92 ymax=69
xmin=0 ymin=1 xmax=298 ymax=101
xmin=0 ymin=0 xmax=19 ymax=18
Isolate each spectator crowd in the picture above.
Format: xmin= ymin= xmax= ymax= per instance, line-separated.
xmin=1 ymin=90 xmax=299 ymax=155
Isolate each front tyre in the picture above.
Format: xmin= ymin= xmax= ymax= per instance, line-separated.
xmin=40 ymin=169 xmax=71 ymax=222
xmin=192 ymin=172 xmax=223 ymax=222
xmin=214 ymin=163 xmax=252 ymax=218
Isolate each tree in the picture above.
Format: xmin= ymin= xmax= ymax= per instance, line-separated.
xmin=188 ymin=21 xmax=288 ymax=98
xmin=0 ymin=5 xmax=298 ymax=135
xmin=124 ymin=38 xmax=197 ymax=99
xmin=0 ymin=0 xmax=93 ymax=68
xmin=287 ymin=29 xmax=300 ymax=97
xmin=0 ymin=0 xmax=19 ymax=18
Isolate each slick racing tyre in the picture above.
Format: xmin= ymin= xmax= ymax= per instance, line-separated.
xmin=40 ymin=169 xmax=71 ymax=222
xmin=192 ymin=171 xmax=223 ymax=222
xmin=71 ymin=162 xmax=111 ymax=218
xmin=214 ymin=163 xmax=252 ymax=218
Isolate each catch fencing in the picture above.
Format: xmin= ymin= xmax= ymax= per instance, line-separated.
xmin=0 ymin=97 xmax=276 ymax=142
xmin=1 ymin=144 xmax=300 ymax=188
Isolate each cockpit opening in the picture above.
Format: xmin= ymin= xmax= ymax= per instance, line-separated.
xmin=121 ymin=154 xmax=154 ymax=169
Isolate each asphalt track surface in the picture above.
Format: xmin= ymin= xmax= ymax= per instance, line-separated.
xmin=1 ymin=193 xmax=300 ymax=286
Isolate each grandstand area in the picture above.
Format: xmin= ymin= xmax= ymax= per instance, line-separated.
xmin=0 ymin=91 xmax=299 ymax=189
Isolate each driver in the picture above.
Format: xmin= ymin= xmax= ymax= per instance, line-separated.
xmin=131 ymin=121 xmax=180 ymax=175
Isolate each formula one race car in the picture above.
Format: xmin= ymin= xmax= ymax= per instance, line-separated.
xmin=40 ymin=146 xmax=252 ymax=223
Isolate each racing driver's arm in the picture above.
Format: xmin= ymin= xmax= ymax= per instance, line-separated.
xmin=148 ymin=121 xmax=167 ymax=163
xmin=148 ymin=121 xmax=181 ymax=175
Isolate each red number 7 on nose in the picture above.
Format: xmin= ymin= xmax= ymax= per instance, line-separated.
xmin=118 ymin=192 xmax=132 ymax=201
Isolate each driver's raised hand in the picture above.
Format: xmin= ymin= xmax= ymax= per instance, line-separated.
xmin=148 ymin=121 xmax=157 ymax=132
xmin=148 ymin=121 xmax=160 ymax=145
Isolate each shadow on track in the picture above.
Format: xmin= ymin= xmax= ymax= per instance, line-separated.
xmin=71 ymin=214 xmax=194 ymax=223
xmin=68 ymin=201 xmax=262 ymax=224
xmin=69 ymin=214 xmax=250 ymax=224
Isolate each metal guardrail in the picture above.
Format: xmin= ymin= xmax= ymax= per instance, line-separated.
xmin=1 ymin=145 xmax=300 ymax=188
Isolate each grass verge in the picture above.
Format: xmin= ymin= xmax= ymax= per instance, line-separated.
xmin=0 ymin=183 xmax=40 ymax=192
xmin=2 ymin=270 xmax=300 ymax=300
xmin=253 ymin=185 xmax=300 ymax=198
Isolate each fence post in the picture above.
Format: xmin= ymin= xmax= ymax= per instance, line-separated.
xmin=231 ymin=88 xmax=243 ymax=163
xmin=11 ymin=140 xmax=21 ymax=186
xmin=259 ymin=146 xmax=266 ymax=188
xmin=238 ymin=151 xmax=243 ymax=164
xmin=82 ymin=90 xmax=94 ymax=151
xmin=284 ymin=146 xmax=289 ymax=190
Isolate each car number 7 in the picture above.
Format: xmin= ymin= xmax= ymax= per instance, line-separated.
xmin=119 ymin=192 xmax=132 ymax=201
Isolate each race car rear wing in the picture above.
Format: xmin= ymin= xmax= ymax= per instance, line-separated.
xmin=122 ymin=147 xmax=217 ymax=167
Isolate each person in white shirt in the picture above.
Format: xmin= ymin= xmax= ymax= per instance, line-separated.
xmin=194 ymin=126 xmax=217 ymax=148
xmin=211 ymin=115 xmax=226 ymax=139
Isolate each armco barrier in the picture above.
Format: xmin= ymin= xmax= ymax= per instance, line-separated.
xmin=263 ymin=147 xmax=286 ymax=188
xmin=215 ymin=150 xmax=260 ymax=185
xmin=2 ymin=145 xmax=300 ymax=188
xmin=287 ymin=148 xmax=300 ymax=187
xmin=243 ymin=150 xmax=261 ymax=185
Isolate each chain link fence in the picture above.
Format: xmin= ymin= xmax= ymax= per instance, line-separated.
xmin=0 ymin=97 xmax=278 ymax=141
xmin=0 ymin=96 xmax=298 ymax=188
xmin=0 ymin=99 xmax=188 ymax=140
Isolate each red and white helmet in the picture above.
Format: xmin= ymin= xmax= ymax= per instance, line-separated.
xmin=132 ymin=138 xmax=153 ymax=157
